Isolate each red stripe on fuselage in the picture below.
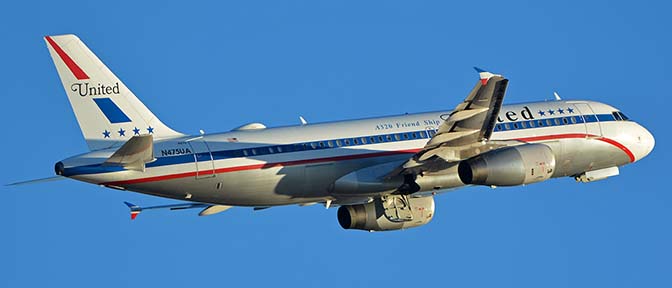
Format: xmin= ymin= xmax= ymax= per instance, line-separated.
xmin=595 ymin=137 xmax=635 ymax=162
xmin=515 ymin=133 xmax=635 ymax=162
xmin=101 ymin=133 xmax=634 ymax=186
xmin=45 ymin=36 xmax=89 ymax=80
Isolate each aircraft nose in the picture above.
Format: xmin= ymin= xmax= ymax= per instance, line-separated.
xmin=634 ymin=125 xmax=655 ymax=161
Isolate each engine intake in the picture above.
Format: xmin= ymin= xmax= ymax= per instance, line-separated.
xmin=458 ymin=144 xmax=556 ymax=186
xmin=337 ymin=195 xmax=435 ymax=231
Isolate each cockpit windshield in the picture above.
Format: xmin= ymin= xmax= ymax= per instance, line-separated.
xmin=612 ymin=111 xmax=630 ymax=121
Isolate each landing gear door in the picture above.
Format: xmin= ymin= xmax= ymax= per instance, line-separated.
xmin=573 ymin=103 xmax=602 ymax=137
xmin=187 ymin=139 xmax=216 ymax=179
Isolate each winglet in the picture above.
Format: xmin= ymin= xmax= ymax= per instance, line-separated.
xmin=474 ymin=67 xmax=501 ymax=86
xmin=124 ymin=201 xmax=142 ymax=220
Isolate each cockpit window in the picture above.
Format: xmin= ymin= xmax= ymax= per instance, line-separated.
xmin=618 ymin=112 xmax=629 ymax=121
xmin=612 ymin=112 xmax=622 ymax=121
xmin=612 ymin=111 xmax=630 ymax=121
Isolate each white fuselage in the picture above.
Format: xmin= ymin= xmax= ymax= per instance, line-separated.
xmin=58 ymin=100 xmax=654 ymax=206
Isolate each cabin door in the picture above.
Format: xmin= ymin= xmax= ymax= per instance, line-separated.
xmin=573 ymin=103 xmax=602 ymax=137
xmin=187 ymin=139 xmax=216 ymax=179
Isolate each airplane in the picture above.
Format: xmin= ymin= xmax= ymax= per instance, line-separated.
xmin=10 ymin=34 xmax=655 ymax=231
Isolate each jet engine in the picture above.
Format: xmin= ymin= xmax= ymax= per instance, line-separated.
xmin=457 ymin=144 xmax=556 ymax=186
xmin=337 ymin=195 xmax=434 ymax=231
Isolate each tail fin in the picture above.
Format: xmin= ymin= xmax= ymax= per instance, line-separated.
xmin=44 ymin=34 xmax=183 ymax=150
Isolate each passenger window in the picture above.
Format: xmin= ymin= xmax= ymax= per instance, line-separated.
xmin=386 ymin=135 xmax=392 ymax=141
xmin=546 ymin=119 xmax=552 ymax=126
xmin=554 ymin=118 xmax=561 ymax=125
xmin=394 ymin=134 xmax=401 ymax=141
xmin=319 ymin=142 xmax=325 ymax=148
xmin=251 ymin=149 xmax=257 ymax=155
xmin=335 ymin=140 xmax=342 ymax=147
xmin=327 ymin=141 xmax=334 ymax=148
xmin=310 ymin=142 xmax=317 ymax=149
xmin=513 ymin=123 xmax=519 ymax=129
xmin=370 ymin=137 xmax=377 ymax=143
xmin=562 ymin=118 xmax=569 ymax=124
xmin=504 ymin=123 xmax=510 ymax=130
xmin=361 ymin=137 xmax=368 ymax=144
xmin=403 ymin=133 xmax=409 ymax=139
xmin=344 ymin=139 xmax=351 ymax=145
xmin=538 ymin=120 xmax=544 ymax=127
xmin=379 ymin=136 xmax=385 ymax=142
xmin=529 ymin=121 xmax=536 ymax=128
xmin=521 ymin=122 xmax=527 ymax=128
xmin=243 ymin=150 xmax=249 ymax=156
xmin=268 ymin=147 xmax=274 ymax=153
xmin=570 ymin=117 xmax=576 ymax=124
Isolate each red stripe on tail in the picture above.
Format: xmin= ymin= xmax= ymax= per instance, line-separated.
xmin=45 ymin=36 xmax=89 ymax=80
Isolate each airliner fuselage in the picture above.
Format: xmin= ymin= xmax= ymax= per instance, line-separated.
xmin=56 ymin=100 xmax=654 ymax=206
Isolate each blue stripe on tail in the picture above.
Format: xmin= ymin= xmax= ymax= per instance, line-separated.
xmin=93 ymin=98 xmax=131 ymax=123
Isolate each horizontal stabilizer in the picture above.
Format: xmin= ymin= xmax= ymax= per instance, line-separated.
xmin=6 ymin=176 xmax=65 ymax=186
xmin=104 ymin=135 xmax=154 ymax=171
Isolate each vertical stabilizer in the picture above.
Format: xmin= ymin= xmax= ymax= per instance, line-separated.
xmin=44 ymin=34 xmax=183 ymax=150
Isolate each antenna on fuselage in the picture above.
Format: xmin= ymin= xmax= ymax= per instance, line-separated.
xmin=299 ymin=116 xmax=308 ymax=125
xmin=199 ymin=129 xmax=205 ymax=135
xmin=553 ymin=91 xmax=562 ymax=101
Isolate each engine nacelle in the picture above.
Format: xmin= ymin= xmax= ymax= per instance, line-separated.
xmin=458 ymin=144 xmax=556 ymax=186
xmin=337 ymin=195 xmax=435 ymax=231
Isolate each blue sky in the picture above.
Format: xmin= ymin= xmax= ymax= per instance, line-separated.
xmin=1 ymin=1 xmax=670 ymax=287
